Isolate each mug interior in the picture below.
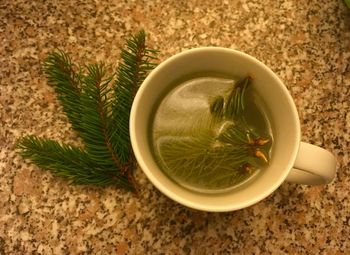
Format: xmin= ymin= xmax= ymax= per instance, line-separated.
xmin=130 ymin=47 xmax=300 ymax=212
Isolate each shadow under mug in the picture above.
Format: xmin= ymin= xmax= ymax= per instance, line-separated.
xmin=130 ymin=47 xmax=337 ymax=212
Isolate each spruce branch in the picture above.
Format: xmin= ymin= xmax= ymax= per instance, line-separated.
xmin=79 ymin=63 xmax=121 ymax=169
xmin=43 ymin=50 xmax=83 ymax=133
xmin=225 ymin=75 xmax=252 ymax=119
xmin=110 ymin=30 xmax=158 ymax=166
xmin=17 ymin=30 xmax=158 ymax=191
xmin=17 ymin=136 xmax=131 ymax=188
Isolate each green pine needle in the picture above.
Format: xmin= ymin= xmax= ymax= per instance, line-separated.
xmin=225 ymin=75 xmax=252 ymax=119
xmin=17 ymin=30 xmax=158 ymax=191
xmin=79 ymin=63 xmax=115 ymax=167
xmin=43 ymin=50 xmax=83 ymax=134
xmin=17 ymin=136 xmax=131 ymax=188
xmin=345 ymin=0 xmax=350 ymax=8
xmin=110 ymin=30 xmax=158 ymax=164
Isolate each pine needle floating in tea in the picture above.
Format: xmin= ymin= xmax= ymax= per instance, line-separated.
xmin=152 ymin=75 xmax=272 ymax=192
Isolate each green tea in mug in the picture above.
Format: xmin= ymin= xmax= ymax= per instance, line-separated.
xmin=150 ymin=73 xmax=273 ymax=193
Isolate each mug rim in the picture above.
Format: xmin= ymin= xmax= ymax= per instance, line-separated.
xmin=130 ymin=47 xmax=301 ymax=212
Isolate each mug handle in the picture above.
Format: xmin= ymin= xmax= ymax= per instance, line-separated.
xmin=286 ymin=142 xmax=337 ymax=185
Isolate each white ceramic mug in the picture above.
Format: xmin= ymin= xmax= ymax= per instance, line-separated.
xmin=130 ymin=47 xmax=337 ymax=212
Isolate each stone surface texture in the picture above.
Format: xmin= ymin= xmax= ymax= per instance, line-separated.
xmin=1 ymin=0 xmax=350 ymax=254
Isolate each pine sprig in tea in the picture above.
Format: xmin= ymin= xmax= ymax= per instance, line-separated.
xmin=156 ymin=76 xmax=271 ymax=190
xmin=17 ymin=30 xmax=158 ymax=191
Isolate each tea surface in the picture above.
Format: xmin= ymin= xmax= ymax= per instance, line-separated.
xmin=151 ymin=74 xmax=273 ymax=193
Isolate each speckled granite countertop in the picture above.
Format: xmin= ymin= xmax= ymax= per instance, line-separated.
xmin=1 ymin=0 xmax=350 ymax=254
